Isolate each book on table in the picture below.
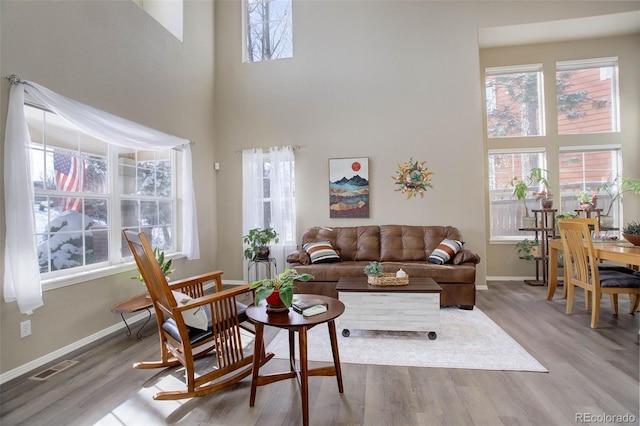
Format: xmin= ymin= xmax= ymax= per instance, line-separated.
xmin=292 ymin=298 xmax=329 ymax=314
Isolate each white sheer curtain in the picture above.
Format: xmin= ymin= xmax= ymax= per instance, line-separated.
xmin=242 ymin=147 xmax=296 ymax=281
xmin=268 ymin=146 xmax=297 ymax=267
xmin=4 ymin=80 xmax=200 ymax=314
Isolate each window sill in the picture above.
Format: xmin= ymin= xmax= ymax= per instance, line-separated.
xmin=489 ymin=238 xmax=521 ymax=244
xmin=41 ymin=254 xmax=185 ymax=292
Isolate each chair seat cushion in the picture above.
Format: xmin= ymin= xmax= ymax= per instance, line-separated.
xmin=599 ymin=271 xmax=640 ymax=288
xmin=162 ymin=301 xmax=249 ymax=344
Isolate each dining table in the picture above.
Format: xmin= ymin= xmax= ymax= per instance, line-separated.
xmin=546 ymin=238 xmax=640 ymax=301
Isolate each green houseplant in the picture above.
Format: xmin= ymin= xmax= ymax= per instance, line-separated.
xmin=249 ymin=268 xmax=314 ymax=310
xmin=363 ymin=261 xmax=383 ymax=277
xmin=622 ymin=220 xmax=640 ymax=246
xmin=597 ymin=177 xmax=640 ymax=217
xmin=510 ymin=167 xmax=551 ymax=225
xmin=576 ymin=191 xmax=598 ymax=210
xmin=516 ymin=238 xmax=540 ymax=261
xmin=243 ymin=227 xmax=279 ymax=260
xmin=132 ymin=247 xmax=174 ymax=282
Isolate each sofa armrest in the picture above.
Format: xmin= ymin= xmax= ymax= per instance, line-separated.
xmin=452 ymin=249 xmax=481 ymax=265
xmin=287 ymin=249 xmax=310 ymax=266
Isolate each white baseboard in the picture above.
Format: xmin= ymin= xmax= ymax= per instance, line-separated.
xmin=0 ymin=311 xmax=148 ymax=385
xmin=0 ymin=280 xmax=245 ymax=386
xmin=486 ymin=276 xmax=534 ymax=282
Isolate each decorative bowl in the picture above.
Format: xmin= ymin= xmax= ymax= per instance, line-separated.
xmin=622 ymin=233 xmax=640 ymax=246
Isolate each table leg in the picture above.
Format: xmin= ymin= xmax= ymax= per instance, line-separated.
xmin=327 ymin=320 xmax=344 ymax=393
xmin=288 ymin=330 xmax=296 ymax=372
xmin=249 ymin=322 xmax=265 ymax=407
xmin=135 ymin=308 xmax=152 ymax=339
xmin=547 ymin=245 xmax=559 ymax=300
xmin=120 ymin=313 xmax=132 ymax=337
xmin=299 ymin=326 xmax=309 ymax=426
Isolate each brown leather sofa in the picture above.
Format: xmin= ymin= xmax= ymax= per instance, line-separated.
xmin=286 ymin=225 xmax=481 ymax=309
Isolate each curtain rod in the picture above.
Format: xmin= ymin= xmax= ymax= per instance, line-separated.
xmin=6 ymin=74 xmax=24 ymax=85
xmin=235 ymin=145 xmax=302 ymax=154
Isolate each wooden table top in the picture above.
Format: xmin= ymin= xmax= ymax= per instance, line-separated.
xmin=336 ymin=276 xmax=442 ymax=293
xmin=246 ymin=294 xmax=344 ymax=328
xmin=110 ymin=293 xmax=153 ymax=314
xmin=548 ymin=238 xmax=640 ymax=267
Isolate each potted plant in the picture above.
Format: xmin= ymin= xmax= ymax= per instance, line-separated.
xmin=249 ymin=268 xmax=314 ymax=312
xmin=243 ymin=227 xmax=279 ymax=260
xmin=509 ymin=167 xmax=551 ymax=227
xmin=534 ymin=190 xmax=553 ymax=209
xmin=622 ymin=220 xmax=640 ymax=246
xmin=516 ymin=238 xmax=540 ymax=260
xmin=132 ymin=247 xmax=174 ymax=294
xmin=363 ymin=261 xmax=383 ymax=277
xmin=576 ymin=191 xmax=598 ymax=211
xmin=597 ymin=177 xmax=640 ymax=226
xmin=555 ymin=212 xmax=579 ymax=232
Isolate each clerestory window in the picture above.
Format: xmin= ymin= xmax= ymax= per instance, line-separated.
xmin=243 ymin=0 xmax=293 ymax=63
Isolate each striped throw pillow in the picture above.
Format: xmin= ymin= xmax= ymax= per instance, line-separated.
xmin=303 ymin=241 xmax=341 ymax=264
xmin=428 ymin=239 xmax=464 ymax=265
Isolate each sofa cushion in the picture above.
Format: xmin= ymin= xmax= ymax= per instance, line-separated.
xmin=303 ymin=241 xmax=341 ymax=264
xmin=428 ymin=239 xmax=464 ymax=265
xmin=301 ymin=226 xmax=381 ymax=261
xmin=287 ymin=250 xmax=310 ymax=265
xmin=453 ymin=249 xmax=482 ymax=265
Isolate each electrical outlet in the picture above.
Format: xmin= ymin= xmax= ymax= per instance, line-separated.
xmin=20 ymin=320 xmax=31 ymax=338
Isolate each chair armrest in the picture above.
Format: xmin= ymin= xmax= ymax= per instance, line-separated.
xmin=168 ymin=271 xmax=225 ymax=294
xmin=173 ymin=283 xmax=252 ymax=313
xmin=452 ymin=249 xmax=481 ymax=265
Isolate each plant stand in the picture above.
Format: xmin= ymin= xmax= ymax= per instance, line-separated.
xmin=247 ymin=257 xmax=278 ymax=281
xmin=573 ymin=208 xmax=618 ymax=234
xmin=519 ymin=209 xmax=557 ymax=286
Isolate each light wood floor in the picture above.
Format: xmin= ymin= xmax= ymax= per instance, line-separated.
xmin=1 ymin=281 xmax=638 ymax=426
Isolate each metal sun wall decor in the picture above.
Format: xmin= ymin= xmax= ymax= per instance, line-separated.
xmin=329 ymin=157 xmax=369 ymax=218
xmin=392 ymin=158 xmax=434 ymax=199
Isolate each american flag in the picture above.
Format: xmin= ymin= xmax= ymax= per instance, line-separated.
xmin=54 ymin=151 xmax=86 ymax=212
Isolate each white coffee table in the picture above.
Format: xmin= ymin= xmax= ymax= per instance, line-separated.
xmin=336 ymin=277 xmax=442 ymax=340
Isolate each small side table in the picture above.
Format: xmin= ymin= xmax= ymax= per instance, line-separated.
xmin=247 ymin=294 xmax=345 ymax=426
xmin=247 ymin=257 xmax=277 ymax=281
xmin=111 ymin=293 xmax=154 ymax=339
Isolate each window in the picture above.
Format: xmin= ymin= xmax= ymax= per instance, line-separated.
xmin=485 ymin=64 xmax=544 ymax=138
xmin=26 ymin=105 xmax=176 ymax=277
xmin=243 ymin=0 xmax=293 ymax=62
xmin=558 ymin=147 xmax=621 ymax=225
xmin=242 ymin=147 xmax=296 ymax=279
xmin=556 ymin=57 xmax=619 ymax=135
xmin=488 ymin=149 xmax=547 ymax=238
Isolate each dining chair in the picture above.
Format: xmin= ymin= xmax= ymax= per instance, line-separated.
xmin=557 ymin=218 xmax=635 ymax=302
xmin=123 ymin=229 xmax=273 ymax=400
xmin=558 ymin=221 xmax=640 ymax=328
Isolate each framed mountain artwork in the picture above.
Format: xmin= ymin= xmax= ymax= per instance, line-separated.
xmin=329 ymin=157 xmax=369 ymax=218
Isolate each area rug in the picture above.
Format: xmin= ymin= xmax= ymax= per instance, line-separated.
xmin=265 ymin=307 xmax=548 ymax=372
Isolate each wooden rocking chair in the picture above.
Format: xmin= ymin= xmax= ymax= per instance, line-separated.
xmin=123 ymin=229 xmax=273 ymax=400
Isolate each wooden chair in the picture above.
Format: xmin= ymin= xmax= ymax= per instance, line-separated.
xmin=557 ymin=218 xmax=636 ymax=303
xmin=557 ymin=221 xmax=640 ymax=328
xmin=123 ymin=229 xmax=273 ymax=400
